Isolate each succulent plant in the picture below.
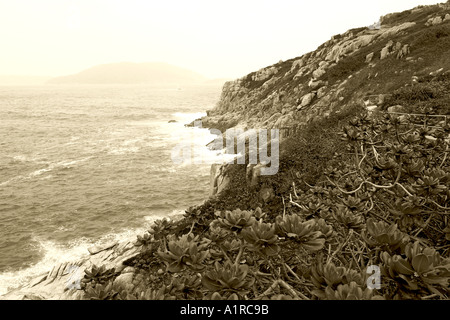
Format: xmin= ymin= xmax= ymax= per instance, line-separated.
xmin=208 ymin=292 xmax=239 ymax=300
xmin=157 ymin=234 xmax=210 ymax=273
xmin=310 ymin=261 xmax=369 ymax=299
xmin=381 ymin=241 xmax=450 ymax=292
xmin=312 ymin=218 xmax=334 ymax=238
xmin=208 ymin=225 xmax=229 ymax=244
xmin=333 ymin=207 xmax=365 ymax=231
xmin=82 ymin=265 xmax=117 ymax=287
xmin=134 ymin=232 xmax=153 ymax=249
xmin=311 ymin=262 xmax=349 ymax=290
xmin=275 ymin=214 xmax=325 ymax=251
xmin=253 ymin=207 xmax=266 ymax=221
xmin=220 ymin=239 xmax=241 ymax=254
xmin=212 ymin=209 xmax=256 ymax=233
xmin=149 ymin=218 xmax=175 ymax=240
xmin=170 ymin=274 xmax=203 ymax=299
xmin=241 ymin=221 xmax=279 ymax=256
xmin=324 ymin=282 xmax=384 ymax=300
xmin=201 ymin=261 xmax=254 ymax=295
xmin=362 ymin=218 xmax=409 ymax=254
xmin=301 ymin=201 xmax=327 ymax=219
xmin=443 ymin=224 xmax=450 ymax=241
xmin=84 ymin=282 xmax=119 ymax=300
xmin=342 ymin=196 xmax=366 ymax=212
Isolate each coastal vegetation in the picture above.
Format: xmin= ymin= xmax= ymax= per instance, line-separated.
xmin=82 ymin=100 xmax=450 ymax=300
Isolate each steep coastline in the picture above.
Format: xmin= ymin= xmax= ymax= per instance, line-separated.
xmin=198 ymin=2 xmax=450 ymax=134
xmin=2 ymin=2 xmax=450 ymax=300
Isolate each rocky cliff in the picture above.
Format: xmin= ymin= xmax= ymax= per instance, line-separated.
xmin=199 ymin=2 xmax=450 ymax=134
xmin=202 ymin=2 xmax=450 ymax=197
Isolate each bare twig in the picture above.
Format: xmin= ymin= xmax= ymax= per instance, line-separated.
xmin=293 ymin=182 xmax=299 ymax=198
xmin=234 ymin=239 xmax=245 ymax=267
xmin=327 ymin=229 xmax=354 ymax=264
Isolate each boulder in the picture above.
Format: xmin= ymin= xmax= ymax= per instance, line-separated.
xmin=379 ymin=22 xmax=416 ymax=39
xmin=380 ymin=41 xmax=394 ymax=60
xmin=113 ymin=273 xmax=134 ymax=291
xmin=300 ymin=92 xmax=316 ymax=107
xmin=308 ymin=79 xmax=326 ymax=90
xmin=365 ymin=52 xmax=374 ymax=63
xmin=432 ymin=16 xmax=443 ymax=25
xmin=88 ymin=242 xmax=118 ymax=255
xmin=387 ymin=105 xmax=405 ymax=113
xmin=252 ymin=66 xmax=278 ymax=82
xmin=273 ymin=114 xmax=293 ymax=128
xmin=317 ymin=86 xmax=328 ymax=99
xmin=445 ymin=13 xmax=450 ymax=21
xmin=290 ymin=58 xmax=305 ymax=72
xmin=312 ymin=68 xmax=326 ymax=79
xmin=396 ymin=44 xmax=410 ymax=59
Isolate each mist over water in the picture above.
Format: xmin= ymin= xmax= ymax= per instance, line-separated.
xmin=0 ymin=84 xmax=222 ymax=293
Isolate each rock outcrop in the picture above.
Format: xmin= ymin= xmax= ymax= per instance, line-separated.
xmin=0 ymin=236 xmax=150 ymax=300
xmin=198 ymin=7 xmax=448 ymax=137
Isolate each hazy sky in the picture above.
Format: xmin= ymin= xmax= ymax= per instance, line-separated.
xmin=0 ymin=0 xmax=443 ymax=79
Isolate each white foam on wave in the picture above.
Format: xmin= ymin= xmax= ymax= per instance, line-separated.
xmin=143 ymin=209 xmax=185 ymax=224
xmin=107 ymin=146 xmax=140 ymax=155
xmin=12 ymin=155 xmax=28 ymax=162
xmin=169 ymin=124 xmax=239 ymax=166
xmin=0 ymin=210 xmax=185 ymax=296
xmin=0 ymin=237 xmax=94 ymax=295
xmin=0 ymin=156 xmax=93 ymax=187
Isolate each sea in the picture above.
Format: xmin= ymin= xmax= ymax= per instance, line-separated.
xmin=0 ymin=84 xmax=225 ymax=294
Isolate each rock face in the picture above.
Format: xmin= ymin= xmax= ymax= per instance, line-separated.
xmin=197 ymin=3 xmax=450 ymax=199
xmin=197 ymin=11 xmax=433 ymax=139
xmin=380 ymin=41 xmax=410 ymax=60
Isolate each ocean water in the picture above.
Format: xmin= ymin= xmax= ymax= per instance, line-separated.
xmin=0 ymin=84 xmax=223 ymax=294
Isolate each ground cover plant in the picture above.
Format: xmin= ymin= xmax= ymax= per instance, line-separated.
xmin=82 ymin=109 xmax=450 ymax=300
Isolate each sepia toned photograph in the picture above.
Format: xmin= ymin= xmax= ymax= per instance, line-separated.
xmin=0 ymin=0 xmax=449 ymax=307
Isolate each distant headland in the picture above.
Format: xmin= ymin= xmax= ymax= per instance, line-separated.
xmin=47 ymin=62 xmax=208 ymax=85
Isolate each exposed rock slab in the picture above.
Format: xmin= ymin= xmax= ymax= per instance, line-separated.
xmin=0 ymin=238 xmax=141 ymax=300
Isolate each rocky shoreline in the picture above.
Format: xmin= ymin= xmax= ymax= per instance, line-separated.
xmin=0 ymin=216 xmax=184 ymax=300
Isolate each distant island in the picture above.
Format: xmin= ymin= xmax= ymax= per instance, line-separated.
xmin=47 ymin=62 xmax=208 ymax=85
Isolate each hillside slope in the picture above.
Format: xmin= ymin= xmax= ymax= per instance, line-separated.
xmin=199 ymin=2 xmax=450 ymax=133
